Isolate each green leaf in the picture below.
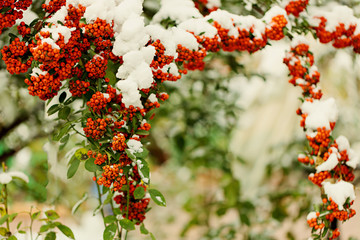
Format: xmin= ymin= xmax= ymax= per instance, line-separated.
xmin=47 ymin=104 xmax=60 ymax=116
xmin=103 ymin=223 xmax=117 ymax=240
xmin=125 ymin=149 xmax=136 ymax=160
xmin=104 ymin=215 xmax=116 ymax=224
xmin=57 ymin=224 xmax=75 ymax=239
xmin=134 ymin=148 xmax=149 ymax=159
xmin=59 ymin=92 xmax=67 ymax=103
xmin=0 ymin=215 xmax=9 ymax=225
xmin=40 ymin=224 xmax=51 ymax=233
xmin=150 ymin=232 xmax=156 ymax=240
xmin=60 ymin=134 xmax=70 ymax=144
xmin=140 ymin=224 xmax=149 ymax=235
xmin=45 ymin=210 xmax=60 ymax=221
xmin=74 ymin=148 xmax=88 ymax=161
xmin=8 ymin=213 xmax=17 ymax=222
xmin=45 ymin=231 xmax=56 ymax=240
xmin=134 ymin=187 xmax=145 ymax=200
xmin=71 ymin=192 xmax=88 ymax=214
xmin=53 ymin=123 xmax=71 ymax=141
xmin=103 ymin=192 xmax=113 ymax=205
xmin=16 ymin=221 xmax=22 ymax=230
xmin=31 ymin=211 xmax=41 ymax=220
xmin=85 ymin=159 xmax=101 ymax=172
xmin=58 ymin=106 xmax=71 ymax=120
xmin=148 ymin=189 xmax=166 ymax=207
xmin=135 ymin=130 xmax=149 ymax=135
xmin=8 ymin=236 xmax=17 ymax=240
xmin=0 ymin=227 xmax=7 ymax=236
xmin=119 ymin=219 xmax=135 ymax=231
xmin=240 ymin=213 xmax=250 ymax=226
xmin=67 ymin=157 xmax=80 ymax=179
xmin=224 ymin=179 xmax=240 ymax=206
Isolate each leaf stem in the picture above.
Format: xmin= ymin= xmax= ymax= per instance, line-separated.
xmin=110 ymin=198 xmax=122 ymax=239
xmin=2 ymin=163 xmax=10 ymax=233
xmin=94 ymin=172 xmax=106 ymax=227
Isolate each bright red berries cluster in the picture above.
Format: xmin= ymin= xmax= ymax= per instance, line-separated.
xmin=87 ymin=92 xmax=111 ymax=113
xmin=17 ymin=21 xmax=31 ymax=37
xmin=193 ymin=0 xmax=219 ymax=16
xmin=25 ymin=71 xmax=61 ymax=100
xmin=42 ymin=0 xmax=66 ymax=14
xmin=85 ymin=56 xmax=108 ymax=79
xmin=311 ymin=15 xmax=360 ymax=51
xmin=0 ymin=0 xmax=32 ymax=34
xmin=1 ymin=38 xmax=33 ymax=74
xmin=84 ymin=118 xmax=108 ymax=140
xmin=114 ymin=183 xmax=150 ymax=223
xmin=69 ymin=80 xmax=90 ymax=97
xmin=112 ymin=133 xmax=127 ymax=151
xmin=266 ymin=15 xmax=288 ymax=40
xmin=285 ymin=0 xmax=309 ymax=17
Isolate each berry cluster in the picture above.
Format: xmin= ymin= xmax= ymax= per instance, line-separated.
xmin=285 ymin=38 xmax=357 ymax=239
xmin=0 ymin=0 xmax=32 ymax=34
xmin=42 ymin=0 xmax=66 ymax=14
xmin=309 ymin=8 xmax=360 ymax=52
xmin=1 ymin=38 xmax=33 ymax=74
xmin=284 ymin=0 xmax=309 ymax=17
xmin=114 ymin=183 xmax=150 ymax=224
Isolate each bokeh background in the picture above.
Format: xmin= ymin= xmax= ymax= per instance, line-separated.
xmin=1 ymin=0 xmax=360 ymax=239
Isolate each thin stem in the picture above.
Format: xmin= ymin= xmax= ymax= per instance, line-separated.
xmin=94 ymin=172 xmax=106 ymax=227
xmin=29 ymin=207 xmax=34 ymax=240
xmin=70 ymin=124 xmax=87 ymax=138
xmin=124 ymin=177 xmax=130 ymax=240
xmin=2 ymin=163 xmax=10 ymax=232
xmin=110 ymin=199 xmax=122 ymax=239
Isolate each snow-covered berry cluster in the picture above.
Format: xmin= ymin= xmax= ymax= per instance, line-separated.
xmin=284 ymin=37 xmax=359 ymax=239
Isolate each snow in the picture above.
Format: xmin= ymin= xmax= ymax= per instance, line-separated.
xmin=171 ymin=27 xmax=199 ymax=51
xmin=30 ymin=67 xmax=48 ymax=77
xmin=263 ymin=6 xmax=288 ymax=24
xmin=127 ymin=139 xmax=144 ymax=154
xmin=155 ymin=196 xmax=163 ymax=203
xmin=316 ymin=147 xmax=339 ymax=173
xmin=148 ymin=93 xmax=158 ymax=103
xmin=83 ymin=0 xmax=116 ymax=23
xmin=0 ymin=171 xmax=29 ymax=184
xmin=113 ymin=0 xmax=143 ymax=30
xmin=347 ymin=150 xmax=360 ymax=169
xmin=336 ymin=136 xmax=350 ymax=152
xmin=300 ymin=98 xmax=338 ymax=131
xmin=152 ymin=0 xmax=202 ymax=24
xmin=335 ymin=136 xmax=359 ymax=169
xmin=308 ymin=6 xmax=357 ymax=32
xmin=233 ymin=15 xmax=266 ymax=38
xmin=116 ymin=80 xmax=143 ymax=108
xmin=47 ymin=6 xmax=68 ymax=24
xmin=291 ymin=35 xmax=310 ymax=48
xmin=0 ymin=173 xmax=12 ymax=184
xmin=115 ymin=46 xmax=156 ymax=107
xmin=206 ymin=0 xmax=221 ymax=9
xmin=42 ymin=25 xmax=75 ymax=44
xmin=323 ymin=180 xmax=355 ymax=210
xmin=306 ymin=211 xmax=317 ymax=220
xmin=113 ymin=15 xmax=150 ymax=56
xmin=15 ymin=7 xmax=37 ymax=25
xmin=178 ymin=18 xmax=218 ymax=38
xmin=298 ymin=153 xmax=306 ymax=159
xmin=40 ymin=38 xmax=60 ymax=49
xmin=206 ymin=10 xmax=235 ymax=30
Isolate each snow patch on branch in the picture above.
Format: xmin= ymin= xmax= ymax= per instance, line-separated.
xmin=323 ymin=180 xmax=355 ymax=210
xmin=301 ymin=98 xmax=338 ymax=131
